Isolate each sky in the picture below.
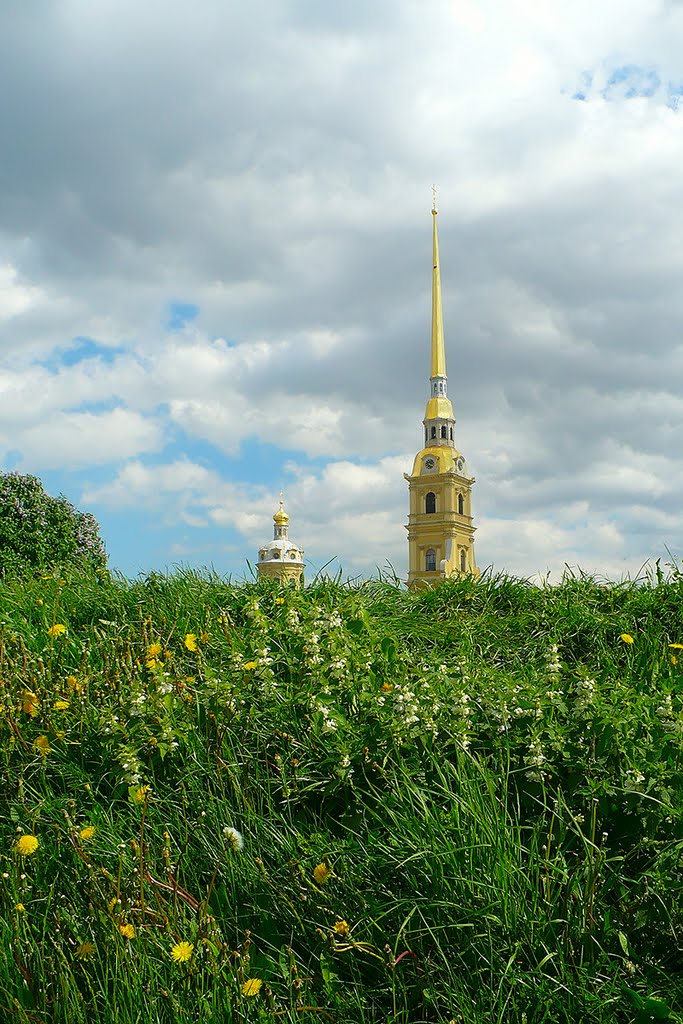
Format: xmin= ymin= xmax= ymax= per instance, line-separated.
xmin=1 ymin=0 xmax=683 ymax=583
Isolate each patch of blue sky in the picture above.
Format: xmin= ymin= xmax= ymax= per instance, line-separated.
xmin=667 ymin=81 xmax=683 ymax=110
xmin=40 ymin=466 xmax=112 ymax=504
xmin=572 ymin=69 xmax=593 ymax=101
xmin=40 ymin=337 xmax=126 ymax=372
xmin=167 ymin=301 xmax=200 ymax=331
xmin=604 ymin=64 xmax=660 ymax=99
xmin=3 ymin=450 xmax=22 ymax=471
xmin=68 ymin=397 xmax=125 ymax=415
xmin=104 ymin=512 xmax=246 ymax=579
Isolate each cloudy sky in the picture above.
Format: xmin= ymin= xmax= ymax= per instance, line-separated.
xmin=1 ymin=0 xmax=682 ymax=582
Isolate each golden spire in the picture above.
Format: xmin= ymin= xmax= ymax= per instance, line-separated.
xmin=431 ymin=191 xmax=447 ymax=380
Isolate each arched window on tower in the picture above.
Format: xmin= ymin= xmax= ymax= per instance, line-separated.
xmin=425 ymin=549 xmax=436 ymax=572
xmin=425 ymin=492 xmax=436 ymax=514
xmin=450 ymin=427 xmax=453 ymax=440
xmin=458 ymin=493 xmax=464 ymax=515
xmin=430 ymin=426 xmax=436 ymax=439
xmin=441 ymin=425 xmax=447 ymax=438
xmin=460 ymin=549 xmax=467 ymax=571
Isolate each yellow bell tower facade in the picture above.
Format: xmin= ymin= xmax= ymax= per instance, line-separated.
xmin=405 ymin=202 xmax=478 ymax=586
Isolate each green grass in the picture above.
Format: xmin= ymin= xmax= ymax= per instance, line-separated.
xmin=0 ymin=565 xmax=682 ymax=1023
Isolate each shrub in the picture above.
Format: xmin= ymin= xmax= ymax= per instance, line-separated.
xmin=0 ymin=472 xmax=106 ymax=579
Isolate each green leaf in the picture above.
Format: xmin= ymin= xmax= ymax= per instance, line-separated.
xmin=381 ymin=636 xmax=396 ymax=662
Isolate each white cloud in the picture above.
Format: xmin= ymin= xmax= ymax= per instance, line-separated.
xmin=0 ymin=264 xmax=44 ymax=320
xmin=15 ymin=409 xmax=163 ymax=470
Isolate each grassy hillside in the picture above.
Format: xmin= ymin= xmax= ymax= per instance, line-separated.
xmin=0 ymin=567 xmax=682 ymax=1023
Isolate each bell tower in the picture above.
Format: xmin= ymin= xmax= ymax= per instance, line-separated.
xmin=404 ymin=200 xmax=478 ymax=586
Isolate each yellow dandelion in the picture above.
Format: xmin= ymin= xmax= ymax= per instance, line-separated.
xmin=333 ymin=919 xmax=350 ymax=936
xmin=33 ymin=735 xmax=51 ymax=759
xmin=14 ymin=903 xmax=25 ymax=913
xmin=275 ymin=597 xmax=285 ymax=605
xmin=147 ymin=642 xmax=162 ymax=659
xmin=381 ymin=682 xmax=393 ymax=692
xmin=79 ymin=826 xmax=96 ymax=842
xmin=620 ymin=634 xmax=635 ymax=644
xmin=241 ymin=978 xmax=263 ymax=997
xmin=145 ymin=657 xmax=158 ymax=669
xmin=184 ymin=633 xmax=198 ymax=652
xmin=22 ymin=691 xmax=40 ymax=717
xmin=130 ymin=785 xmax=149 ymax=805
xmin=75 ymin=941 xmax=96 ymax=960
xmin=67 ymin=675 xmax=82 ymax=693
xmin=313 ymin=862 xmax=331 ymax=885
xmin=53 ymin=699 xmax=70 ymax=710
xmin=170 ymin=940 xmax=194 ymax=963
xmin=15 ymin=835 xmax=39 ymax=856
xmin=119 ymin=923 xmax=135 ymax=939
xmin=243 ymin=661 xmax=258 ymax=671
xmin=47 ymin=623 xmax=67 ymax=637
xmin=669 ymin=643 xmax=683 ymax=649
xmin=672 ymin=655 xmax=677 ymax=665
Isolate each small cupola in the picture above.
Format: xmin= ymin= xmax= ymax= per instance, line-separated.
xmin=257 ymin=497 xmax=305 ymax=587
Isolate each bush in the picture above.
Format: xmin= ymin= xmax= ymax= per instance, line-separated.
xmin=0 ymin=472 xmax=106 ymax=579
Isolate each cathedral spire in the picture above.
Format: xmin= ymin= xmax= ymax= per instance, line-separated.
xmin=423 ymin=196 xmax=455 ymax=446
xmin=431 ymin=200 xmax=447 ymax=380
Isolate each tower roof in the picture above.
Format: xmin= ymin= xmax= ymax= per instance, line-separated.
xmin=273 ymin=498 xmax=289 ymax=526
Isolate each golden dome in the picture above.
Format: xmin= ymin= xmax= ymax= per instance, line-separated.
xmin=273 ymin=499 xmax=289 ymax=525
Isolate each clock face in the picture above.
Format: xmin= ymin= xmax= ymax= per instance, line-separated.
xmin=423 ymin=457 xmax=436 ymax=473
xmin=456 ymin=457 xmax=466 ymax=473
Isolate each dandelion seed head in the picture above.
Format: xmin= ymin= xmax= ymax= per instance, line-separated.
xmin=222 ymin=826 xmax=244 ymax=852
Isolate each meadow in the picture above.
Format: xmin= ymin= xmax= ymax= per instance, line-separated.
xmin=0 ymin=565 xmax=682 ymax=1023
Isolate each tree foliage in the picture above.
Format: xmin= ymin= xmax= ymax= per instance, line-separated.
xmin=0 ymin=472 xmax=106 ymax=578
